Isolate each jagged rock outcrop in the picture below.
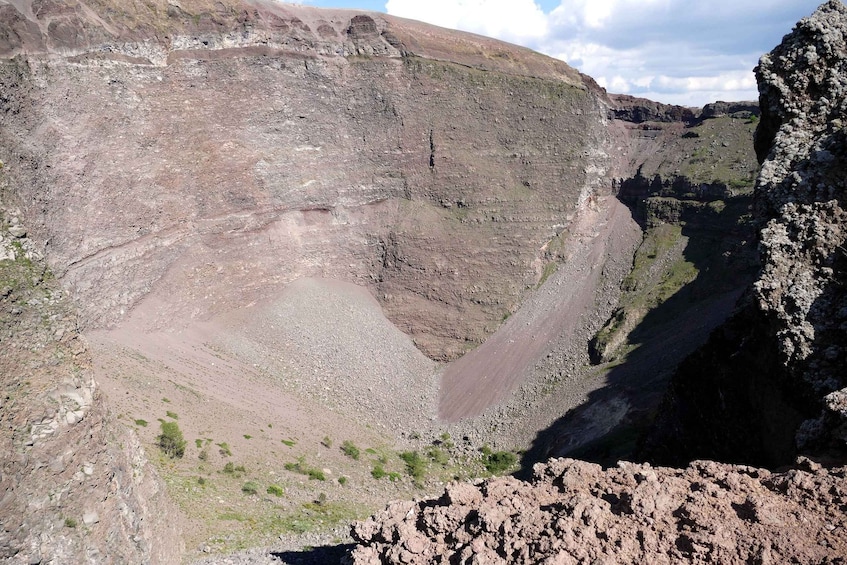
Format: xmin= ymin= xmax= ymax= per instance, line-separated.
xmin=641 ymin=0 xmax=847 ymax=466
xmin=753 ymin=0 xmax=847 ymax=452
xmin=348 ymin=458 xmax=847 ymax=564
xmin=608 ymin=94 xmax=698 ymax=124
xmin=0 ymin=206 xmax=179 ymax=563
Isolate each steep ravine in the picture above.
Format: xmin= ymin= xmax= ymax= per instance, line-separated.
xmin=641 ymin=0 xmax=847 ymax=467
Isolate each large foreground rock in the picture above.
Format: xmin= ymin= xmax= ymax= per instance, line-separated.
xmin=349 ymin=458 xmax=847 ymax=564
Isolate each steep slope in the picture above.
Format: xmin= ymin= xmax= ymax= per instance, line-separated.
xmin=0 ymin=0 xmax=605 ymax=362
xmin=512 ymin=101 xmax=761 ymax=466
xmin=0 ymin=0 xmax=621 ymax=559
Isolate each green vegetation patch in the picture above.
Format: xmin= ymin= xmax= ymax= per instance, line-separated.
xmin=398 ymin=451 xmax=426 ymax=483
xmin=157 ymin=421 xmax=186 ymax=459
xmin=222 ymin=462 xmax=247 ymax=477
xmin=271 ymin=501 xmax=363 ymax=535
xmin=284 ymin=457 xmax=326 ymax=481
xmin=241 ymin=481 xmax=259 ymax=495
xmin=340 ymin=440 xmax=360 ymax=460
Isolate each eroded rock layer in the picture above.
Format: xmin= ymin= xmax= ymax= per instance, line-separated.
xmin=0 ymin=0 xmax=608 ymax=362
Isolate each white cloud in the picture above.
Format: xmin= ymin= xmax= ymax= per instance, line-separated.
xmin=385 ymin=0 xmax=827 ymax=106
xmin=385 ymin=0 xmax=548 ymax=44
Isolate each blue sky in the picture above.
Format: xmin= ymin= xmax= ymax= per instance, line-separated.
xmin=294 ymin=0 xmax=830 ymax=106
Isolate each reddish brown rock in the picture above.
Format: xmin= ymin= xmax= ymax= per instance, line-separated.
xmin=348 ymin=458 xmax=847 ymax=564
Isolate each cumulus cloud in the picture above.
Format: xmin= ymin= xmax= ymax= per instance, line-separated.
xmin=385 ymin=0 xmax=548 ymax=44
xmin=385 ymin=0 xmax=826 ymax=106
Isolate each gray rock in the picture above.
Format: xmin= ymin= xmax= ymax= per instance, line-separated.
xmin=82 ymin=511 xmax=100 ymax=526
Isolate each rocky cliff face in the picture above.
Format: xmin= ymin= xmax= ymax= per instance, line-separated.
xmin=0 ymin=1 xmax=618 ymax=560
xmin=0 ymin=204 xmax=179 ymax=563
xmin=0 ymin=0 xmax=609 ymax=362
xmin=641 ymin=0 xmax=847 ymax=467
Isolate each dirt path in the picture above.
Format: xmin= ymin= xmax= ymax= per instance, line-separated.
xmin=438 ymin=196 xmax=639 ymax=421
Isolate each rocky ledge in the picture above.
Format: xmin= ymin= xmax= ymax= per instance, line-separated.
xmin=349 ymin=458 xmax=847 ymax=564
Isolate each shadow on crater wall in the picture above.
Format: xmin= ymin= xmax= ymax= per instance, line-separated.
xmin=518 ymin=173 xmax=764 ymax=476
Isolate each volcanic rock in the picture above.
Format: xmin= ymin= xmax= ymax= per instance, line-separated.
xmin=642 ymin=0 xmax=847 ymax=466
xmin=348 ymin=458 xmax=847 ymax=564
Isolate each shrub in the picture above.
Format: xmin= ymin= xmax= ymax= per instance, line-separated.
xmin=438 ymin=432 xmax=455 ymax=449
xmin=338 ymin=476 xmax=347 ymax=486
xmin=308 ymin=468 xmax=326 ymax=481
xmin=484 ymin=450 xmax=517 ymax=474
xmin=222 ymin=462 xmax=246 ymax=476
xmin=426 ymin=447 xmax=449 ymax=466
xmin=284 ymin=457 xmax=326 ymax=481
xmin=371 ymin=465 xmax=387 ymax=479
xmin=399 ymin=451 xmax=426 ymax=482
xmin=157 ymin=421 xmax=186 ymax=458
xmin=281 ymin=439 xmax=296 ymax=447
xmin=195 ymin=438 xmax=203 ymax=449
xmin=166 ymin=410 xmax=178 ymax=420
xmin=134 ymin=419 xmax=148 ymax=427
xmin=267 ymin=484 xmax=284 ymax=497
xmin=321 ymin=436 xmax=333 ymax=448
xmin=217 ymin=442 xmax=232 ymax=457
xmin=340 ymin=440 xmax=360 ymax=460
xmin=64 ymin=518 xmax=77 ymax=528
xmin=242 ymin=481 xmax=259 ymax=495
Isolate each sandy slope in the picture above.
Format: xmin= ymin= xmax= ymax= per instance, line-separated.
xmin=439 ymin=195 xmax=640 ymax=421
xmin=88 ymin=277 xmax=440 ymax=554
